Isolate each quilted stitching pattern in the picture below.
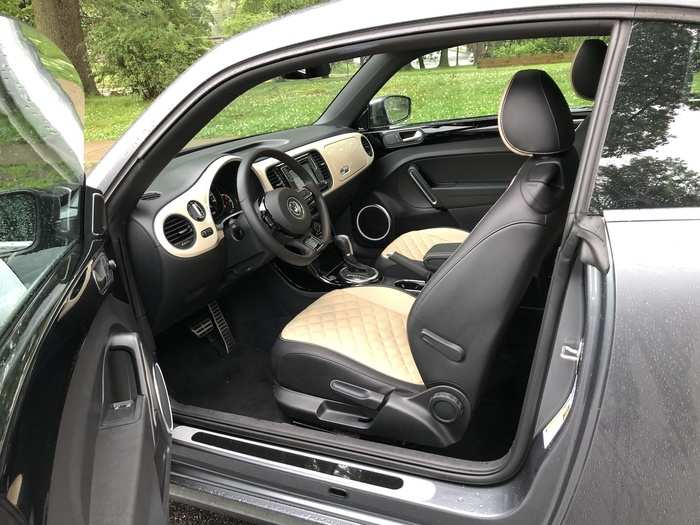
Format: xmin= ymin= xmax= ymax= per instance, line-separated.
xmin=381 ymin=227 xmax=469 ymax=261
xmin=281 ymin=287 xmax=423 ymax=385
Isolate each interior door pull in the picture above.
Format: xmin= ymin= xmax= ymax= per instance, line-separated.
xmin=400 ymin=129 xmax=424 ymax=144
xmin=408 ymin=165 xmax=439 ymax=207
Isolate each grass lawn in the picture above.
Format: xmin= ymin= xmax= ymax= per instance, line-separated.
xmin=84 ymin=62 xmax=591 ymax=144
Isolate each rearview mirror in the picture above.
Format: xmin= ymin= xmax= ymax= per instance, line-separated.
xmin=281 ymin=63 xmax=331 ymax=80
xmin=368 ymin=95 xmax=411 ymax=128
xmin=0 ymin=190 xmax=39 ymax=255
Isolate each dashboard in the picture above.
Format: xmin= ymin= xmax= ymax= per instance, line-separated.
xmin=128 ymin=128 xmax=374 ymax=332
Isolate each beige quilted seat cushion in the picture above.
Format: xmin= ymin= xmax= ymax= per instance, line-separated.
xmin=281 ymin=286 xmax=423 ymax=385
xmin=381 ymin=227 xmax=469 ymax=261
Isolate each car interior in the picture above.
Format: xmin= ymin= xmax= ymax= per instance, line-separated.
xmin=126 ymin=27 xmax=610 ymax=465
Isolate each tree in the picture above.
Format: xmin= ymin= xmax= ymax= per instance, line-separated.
xmin=438 ymin=48 xmax=450 ymax=68
xmin=602 ymin=23 xmax=697 ymax=158
xmin=33 ymin=0 xmax=99 ymax=95
xmin=467 ymin=42 xmax=487 ymax=66
xmin=592 ymin=156 xmax=700 ymax=210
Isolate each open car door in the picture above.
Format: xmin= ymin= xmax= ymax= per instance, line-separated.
xmin=0 ymin=16 xmax=170 ymax=525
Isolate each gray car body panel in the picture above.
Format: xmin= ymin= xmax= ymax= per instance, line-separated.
xmin=563 ymin=208 xmax=700 ymax=524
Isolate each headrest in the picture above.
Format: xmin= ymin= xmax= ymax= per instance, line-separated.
xmin=498 ymin=69 xmax=574 ymax=156
xmin=571 ymin=39 xmax=608 ymax=100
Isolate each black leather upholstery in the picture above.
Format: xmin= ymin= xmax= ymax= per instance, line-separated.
xmin=499 ymin=69 xmax=575 ymax=156
xmin=272 ymin=340 xmax=423 ymax=404
xmin=271 ymin=70 xmax=579 ymax=446
xmin=571 ymin=39 xmax=608 ymax=100
xmin=572 ymin=39 xmax=608 ymax=153
xmin=407 ymin=70 xmax=577 ymax=405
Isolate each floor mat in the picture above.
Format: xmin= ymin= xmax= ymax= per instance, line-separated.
xmin=157 ymin=322 xmax=287 ymax=422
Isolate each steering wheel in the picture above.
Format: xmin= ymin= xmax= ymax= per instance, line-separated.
xmin=237 ymin=147 xmax=332 ymax=266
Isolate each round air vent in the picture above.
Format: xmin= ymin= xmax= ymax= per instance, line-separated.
xmin=356 ymin=204 xmax=391 ymax=242
xmin=360 ymin=135 xmax=374 ymax=157
xmin=163 ymin=214 xmax=195 ymax=249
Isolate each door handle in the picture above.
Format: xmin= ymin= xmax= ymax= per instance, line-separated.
xmin=101 ymin=332 xmax=147 ymax=426
xmin=399 ymin=129 xmax=424 ymax=144
xmin=408 ymin=165 xmax=439 ymax=207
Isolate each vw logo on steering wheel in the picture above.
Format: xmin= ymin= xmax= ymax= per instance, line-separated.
xmin=287 ymin=196 xmax=305 ymax=220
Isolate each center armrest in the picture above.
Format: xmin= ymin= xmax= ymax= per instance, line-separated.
xmin=423 ymin=243 xmax=461 ymax=272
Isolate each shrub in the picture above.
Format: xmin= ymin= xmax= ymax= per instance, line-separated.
xmin=84 ymin=0 xmax=212 ymax=100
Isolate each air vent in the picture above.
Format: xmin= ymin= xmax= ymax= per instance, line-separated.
xmin=361 ymin=136 xmax=374 ymax=157
xmin=163 ymin=215 xmax=195 ymax=249
xmin=267 ymin=167 xmax=287 ymax=189
xmin=309 ymin=150 xmax=332 ymax=189
xmin=141 ymin=191 xmax=161 ymax=201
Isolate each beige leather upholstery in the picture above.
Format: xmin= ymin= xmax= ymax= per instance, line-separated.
xmin=281 ymin=286 xmax=423 ymax=385
xmin=381 ymin=227 xmax=469 ymax=261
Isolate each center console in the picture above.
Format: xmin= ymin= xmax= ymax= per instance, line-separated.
xmin=275 ymin=234 xmax=429 ymax=295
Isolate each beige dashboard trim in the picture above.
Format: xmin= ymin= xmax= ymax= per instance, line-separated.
xmin=154 ymin=155 xmax=239 ymax=258
xmin=252 ymin=132 xmax=373 ymax=193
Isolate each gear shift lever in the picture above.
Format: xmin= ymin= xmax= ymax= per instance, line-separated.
xmin=333 ymin=234 xmax=380 ymax=284
xmin=334 ymin=235 xmax=360 ymax=267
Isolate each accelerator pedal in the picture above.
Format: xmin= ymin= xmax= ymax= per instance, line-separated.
xmin=208 ymin=301 xmax=235 ymax=354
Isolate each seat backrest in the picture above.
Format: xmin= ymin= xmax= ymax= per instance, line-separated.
xmin=407 ymin=69 xmax=578 ymax=407
xmin=571 ymin=38 xmax=608 ymax=153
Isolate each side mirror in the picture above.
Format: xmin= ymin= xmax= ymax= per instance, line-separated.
xmin=281 ymin=63 xmax=331 ymax=80
xmin=0 ymin=190 xmax=39 ymax=255
xmin=368 ymin=95 xmax=411 ymax=128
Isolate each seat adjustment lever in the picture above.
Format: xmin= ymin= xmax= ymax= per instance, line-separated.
xmin=330 ymin=380 xmax=386 ymax=410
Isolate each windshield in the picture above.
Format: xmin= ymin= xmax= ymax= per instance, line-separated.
xmin=185 ymin=59 xmax=364 ymax=150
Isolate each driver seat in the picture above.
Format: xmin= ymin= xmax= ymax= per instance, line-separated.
xmin=271 ymin=70 xmax=579 ymax=448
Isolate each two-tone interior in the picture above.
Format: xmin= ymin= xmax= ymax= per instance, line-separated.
xmin=127 ymin=24 xmax=610 ymax=465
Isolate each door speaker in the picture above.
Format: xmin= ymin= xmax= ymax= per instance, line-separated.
xmin=356 ymin=204 xmax=391 ymax=242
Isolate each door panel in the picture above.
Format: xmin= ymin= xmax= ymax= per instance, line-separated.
xmin=350 ymin=131 xmax=523 ymax=252
xmin=46 ymin=284 xmax=171 ymax=525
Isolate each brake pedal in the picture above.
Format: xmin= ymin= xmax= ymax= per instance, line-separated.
xmin=208 ymin=301 xmax=235 ymax=354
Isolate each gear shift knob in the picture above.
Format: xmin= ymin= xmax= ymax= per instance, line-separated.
xmin=333 ymin=234 xmax=354 ymax=258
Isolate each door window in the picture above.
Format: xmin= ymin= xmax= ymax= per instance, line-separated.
xmin=591 ymin=22 xmax=700 ymax=211
xmin=0 ymin=17 xmax=84 ymax=334
xmin=374 ymin=37 xmax=596 ymax=127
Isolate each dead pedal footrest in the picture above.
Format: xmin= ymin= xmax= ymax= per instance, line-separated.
xmin=189 ymin=317 xmax=214 ymax=339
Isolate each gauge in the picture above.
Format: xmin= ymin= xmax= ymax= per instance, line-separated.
xmin=209 ymin=190 xmax=223 ymax=222
xmin=221 ymin=194 xmax=235 ymax=214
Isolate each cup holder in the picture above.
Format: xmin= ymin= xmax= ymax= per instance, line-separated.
xmin=394 ymin=279 xmax=426 ymax=294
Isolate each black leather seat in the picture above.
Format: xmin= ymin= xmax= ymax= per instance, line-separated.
xmin=272 ymin=69 xmax=579 ymax=448
xmin=376 ymin=38 xmax=607 ymax=280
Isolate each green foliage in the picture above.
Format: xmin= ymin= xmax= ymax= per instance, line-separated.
xmin=222 ymin=0 xmax=326 ymax=35
xmin=222 ymin=9 xmax=276 ymax=35
xmin=84 ymin=0 xmax=213 ymax=99
xmin=0 ymin=0 xmax=33 ymax=24
xmin=240 ymin=0 xmax=325 ymax=16
xmin=85 ymin=61 xmax=588 ymax=143
xmin=486 ymin=37 xmax=588 ymax=58
xmin=377 ymin=61 xmax=589 ymax=125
